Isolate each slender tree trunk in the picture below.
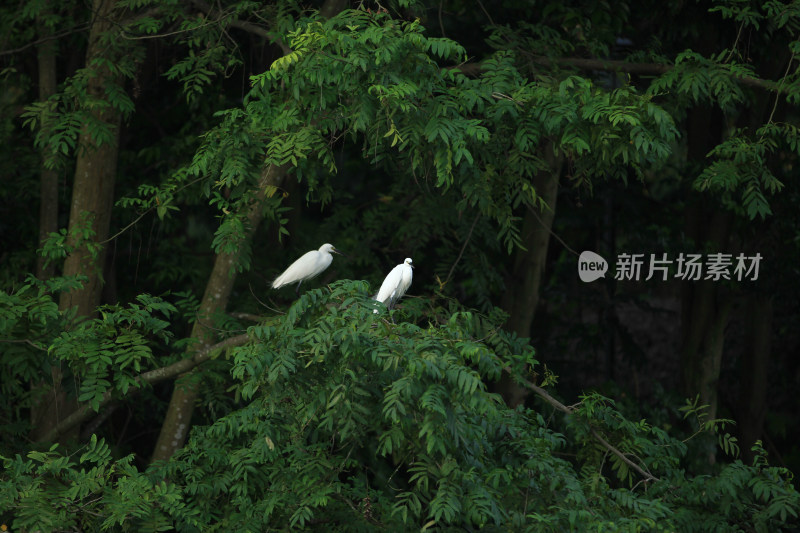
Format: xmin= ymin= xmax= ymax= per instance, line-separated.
xmin=32 ymin=0 xmax=123 ymax=442
xmin=150 ymin=250 xmax=242 ymax=462
xmin=497 ymin=145 xmax=561 ymax=406
xmin=739 ymin=294 xmax=772 ymax=463
xmin=151 ymin=164 xmax=287 ymax=463
xmin=30 ymin=19 xmax=62 ymax=439
xmin=602 ymin=187 xmax=617 ymax=382
xmin=150 ymin=0 xmax=346 ymax=463
xmin=680 ymin=208 xmax=732 ymax=426
xmin=35 ymin=33 xmax=59 ymax=280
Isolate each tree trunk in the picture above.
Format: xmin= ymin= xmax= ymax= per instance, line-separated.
xmin=680 ymin=208 xmax=732 ymax=426
xmin=681 ymin=281 xmax=732 ymax=419
xmin=32 ymin=0 xmax=123 ymax=442
xmin=151 ymin=164 xmax=286 ymax=463
xmin=497 ymin=145 xmax=562 ymax=406
xmin=679 ymin=103 xmax=730 ymax=447
xmin=739 ymin=293 xmax=772 ymax=463
xmin=59 ymin=0 xmax=122 ymax=317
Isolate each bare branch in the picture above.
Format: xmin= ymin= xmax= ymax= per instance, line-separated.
xmin=188 ymin=0 xmax=291 ymax=55
xmin=509 ymin=366 xmax=661 ymax=483
xmin=442 ymin=213 xmax=480 ymax=288
xmin=450 ymin=55 xmax=781 ymax=94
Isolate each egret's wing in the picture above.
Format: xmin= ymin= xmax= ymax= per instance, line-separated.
xmin=374 ymin=265 xmax=403 ymax=304
xmin=272 ymin=250 xmax=316 ymax=288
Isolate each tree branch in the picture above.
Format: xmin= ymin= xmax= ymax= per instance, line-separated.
xmin=536 ymin=55 xmax=776 ymax=92
xmin=35 ymin=333 xmax=251 ymax=443
xmin=452 ymin=55 xmax=781 ymax=93
xmin=188 ymin=0 xmax=291 ymax=55
xmin=227 ymin=18 xmax=292 ymax=56
xmin=509 ymin=367 xmax=661 ymax=483
xmin=0 ymin=24 xmax=90 ymax=57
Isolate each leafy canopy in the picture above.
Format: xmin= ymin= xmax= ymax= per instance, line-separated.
xmin=3 ymin=282 xmax=799 ymax=531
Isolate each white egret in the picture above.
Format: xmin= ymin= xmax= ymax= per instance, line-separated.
xmin=272 ymin=243 xmax=342 ymax=294
xmin=373 ymin=258 xmax=414 ymax=312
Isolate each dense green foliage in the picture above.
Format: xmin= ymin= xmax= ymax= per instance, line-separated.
xmin=3 ymin=282 xmax=799 ymax=531
xmin=2 ymin=0 xmax=800 ymax=530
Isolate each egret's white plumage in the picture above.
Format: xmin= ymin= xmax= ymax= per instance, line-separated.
xmin=374 ymin=258 xmax=413 ymax=311
xmin=272 ymin=243 xmax=341 ymax=293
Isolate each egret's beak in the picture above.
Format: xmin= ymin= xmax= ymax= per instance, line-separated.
xmin=332 ymin=247 xmax=349 ymax=259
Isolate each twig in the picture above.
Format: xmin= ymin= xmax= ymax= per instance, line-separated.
xmin=0 ymin=24 xmax=91 ymax=57
xmin=475 ymin=0 xmax=496 ymax=27
xmin=762 ymin=52 xmax=795 ymax=136
xmin=99 ymin=176 xmax=205 ymax=245
xmin=249 ymin=283 xmax=286 ymax=315
xmin=724 ymin=21 xmax=745 ymax=64
xmin=0 ymin=338 xmax=48 ymax=351
xmin=98 ymin=210 xmax=151 ymax=245
xmin=442 ymin=213 xmax=480 ymax=287
xmin=529 ymin=203 xmax=579 ymax=257
xmin=120 ymin=16 xmax=219 ymax=40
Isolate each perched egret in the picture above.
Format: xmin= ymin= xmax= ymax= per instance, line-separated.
xmin=374 ymin=258 xmax=414 ymax=312
xmin=272 ymin=243 xmax=342 ymax=294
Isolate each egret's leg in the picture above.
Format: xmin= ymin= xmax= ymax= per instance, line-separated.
xmin=295 ymin=281 xmax=302 ymax=296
